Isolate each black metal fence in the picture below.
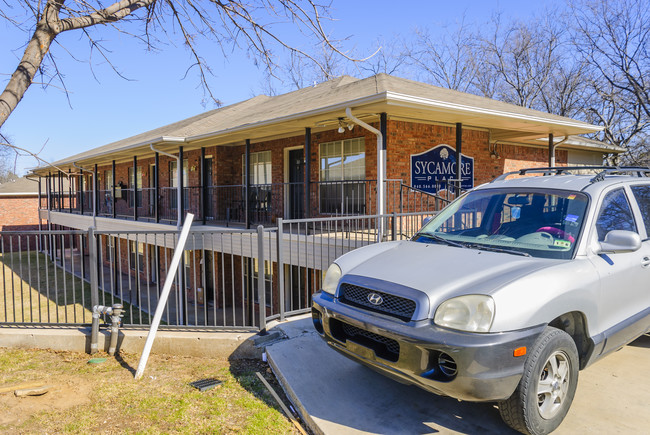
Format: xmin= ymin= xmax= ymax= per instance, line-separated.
xmin=1 ymin=211 xmax=437 ymax=330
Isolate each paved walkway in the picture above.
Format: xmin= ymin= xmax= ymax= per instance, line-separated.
xmin=266 ymin=316 xmax=650 ymax=434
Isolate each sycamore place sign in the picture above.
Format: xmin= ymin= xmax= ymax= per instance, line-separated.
xmin=411 ymin=144 xmax=474 ymax=194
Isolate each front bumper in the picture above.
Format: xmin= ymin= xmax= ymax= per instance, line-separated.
xmin=312 ymin=291 xmax=545 ymax=402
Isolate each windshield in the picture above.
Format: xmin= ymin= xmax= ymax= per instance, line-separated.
xmin=414 ymin=188 xmax=589 ymax=259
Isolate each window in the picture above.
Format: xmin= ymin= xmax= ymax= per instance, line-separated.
xmin=169 ymin=159 xmax=189 ymax=209
xmin=245 ymin=258 xmax=272 ymax=307
xmin=242 ymin=151 xmax=272 ymax=185
xmin=128 ymin=166 xmax=143 ymax=207
xmin=169 ymin=159 xmax=189 ymax=187
xmin=104 ymin=170 xmax=113 ymax=190
xmin=184 ymin=250 xmax=193 ymax=289
xmin=148 ymin=164 xmax=156 ymax=215
xmin=103 ymin=170 xmax=113 ymax=214
xmin=595 ymin=189 xmax=637 ymax=241
xmin=631 ymin=185 xmax=650 ymax=237
xmin=129 ymin=241 xmax=145 ymax=272
xmin=319 ymin=138 xmax=365 ymax=214
xmin=418 ymin=188 xmax=589 ymax=259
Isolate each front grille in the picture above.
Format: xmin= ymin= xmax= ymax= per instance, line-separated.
xmin=330 ymin=319 xmax=400 ymax=362
xmin=339 ymin=283 xmax=416 ymax=321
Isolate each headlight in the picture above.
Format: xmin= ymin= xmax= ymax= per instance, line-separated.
xmin=434 ymin=295 xmax=495 ymax=333
xmin=322 ymin=263 xmax=342 ymax=295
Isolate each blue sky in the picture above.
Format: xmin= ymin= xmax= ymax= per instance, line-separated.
xmin=0 ymin=0 xmax=560 ymax=174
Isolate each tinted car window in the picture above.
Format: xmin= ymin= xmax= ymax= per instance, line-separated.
xmin=595 ymin=189 xmax=637 ymax=240
xmin=630 ymin=185 xmax=650 ymax=236
xmin=417 ymin=188 xmax=589 ymax=259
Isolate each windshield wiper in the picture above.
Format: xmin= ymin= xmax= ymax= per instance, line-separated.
xmin=413 ymin=232 xmax=466 ymax=249
xmin=462 ymin=243 xmax=530 ymax=257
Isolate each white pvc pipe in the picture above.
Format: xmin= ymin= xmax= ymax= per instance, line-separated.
xmin=345 ymin=107 xmax=385 ymax=242
xmin=134 ymin=213 xmax=194 ymax=380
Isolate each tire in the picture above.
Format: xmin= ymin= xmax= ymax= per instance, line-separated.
xmin=498 ymin=327 xmax=579 ymax=435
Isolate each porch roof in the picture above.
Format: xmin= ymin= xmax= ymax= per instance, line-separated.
xmin=33 ymin=74 xmax=608 ymax=173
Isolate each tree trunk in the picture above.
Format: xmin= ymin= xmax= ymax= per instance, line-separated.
xmin=0 ymin=22 xmax=56 ymax=129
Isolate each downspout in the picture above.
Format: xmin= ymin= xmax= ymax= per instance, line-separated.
xmin=150 ymin=144 xmax=182 ymax=230
xmin=73 ymin=162 xmax=97 ymax=227
xmin=345 ymin=107 xmax=384 ymax=242
xmin=548 ymin=134 xmax=569 ymax=167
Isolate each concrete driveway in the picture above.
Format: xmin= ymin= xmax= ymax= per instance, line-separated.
xmin=266 ymin=316 xmax=650 ymax=434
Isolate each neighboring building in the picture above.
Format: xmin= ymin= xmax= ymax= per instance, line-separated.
xmin=27 ymin=73 xmax=624 ymax=324
xmin=0 ymin=177 xmax=42 ymax=250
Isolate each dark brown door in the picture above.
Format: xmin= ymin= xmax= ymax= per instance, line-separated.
xmin=288 ymin=149 xmax=304 ymax=219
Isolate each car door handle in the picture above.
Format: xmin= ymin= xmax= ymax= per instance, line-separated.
xmin=642 ymin=257 xmax=650 ymax=268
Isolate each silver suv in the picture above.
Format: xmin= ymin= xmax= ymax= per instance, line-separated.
xmin=312 ymin=167 xmax=650 ymax=435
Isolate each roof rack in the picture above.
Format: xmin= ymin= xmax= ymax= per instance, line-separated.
xmin=492 ymin=166 xmax=650 ymax=183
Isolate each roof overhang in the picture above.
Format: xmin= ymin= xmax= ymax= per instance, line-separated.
xmin=30 ymin=89 xmax=605 ymax=175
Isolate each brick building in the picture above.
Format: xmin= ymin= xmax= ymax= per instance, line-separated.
xmin=27 ymin=74 xmax=624 ymax=324
xmin=0 ymin=177 xmax=45 ymax=250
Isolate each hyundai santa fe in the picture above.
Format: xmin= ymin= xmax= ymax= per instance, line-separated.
xmin=311 ymin=166 xmax=650 ymax=435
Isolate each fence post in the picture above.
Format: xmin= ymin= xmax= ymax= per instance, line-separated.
xmin=257 ymin=225 xmax=267 ymax=334
xmin=276 ymin=218 xmax=285 ymax=322
xmin=87 ymin=227 xmax=100 ymax=354
xmin=88 ymin=227 xmax=99 ymax=309
xmin=391 ymin=212 xmax=396 ymax=241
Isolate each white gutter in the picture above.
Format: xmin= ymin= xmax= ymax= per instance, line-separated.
xmin=73 ymin=162 xmax=97 ymax=226
xmin=150 ymin=144 xmax=182 ymax=230
xmin=346 ymin=107 xmax=385 ymax=242
xmin=383 ymin=91 xmax=604 ymax=132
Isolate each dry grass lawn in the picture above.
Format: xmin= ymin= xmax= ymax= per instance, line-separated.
xmin=0 ymin=347 xmax=300 ymax=434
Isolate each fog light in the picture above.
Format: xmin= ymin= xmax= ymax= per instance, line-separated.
xmin=438 ymin=352 xmax=457 ymax=378
xmin=312 ymin=308 xmax=324 ymax=334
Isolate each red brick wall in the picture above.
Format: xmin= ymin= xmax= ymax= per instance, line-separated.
xmin=386 ymin=120 xmax=567 ymax=186
xmin=0 ymin=195 xmax=40 ymax=229
xmin=0 ymin=195 xmax=41 ymax=250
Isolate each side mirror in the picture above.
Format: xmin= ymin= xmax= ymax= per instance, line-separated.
xmin=597 ymin=230 xmax=642 ymax=254
xmin=422 ymin=216 xmax=433 ymax=227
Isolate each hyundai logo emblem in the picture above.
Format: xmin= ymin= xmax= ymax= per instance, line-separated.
xmin=367 ymin=293 xmax=383 ymax=306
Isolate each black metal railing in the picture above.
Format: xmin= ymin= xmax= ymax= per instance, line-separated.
xmin=41 ymin=179 xmax=454 ymax=227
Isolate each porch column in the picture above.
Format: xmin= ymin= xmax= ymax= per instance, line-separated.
xmin=304 ymin=127 xmax=311 ymax=219
xmin=179 ymin=146 xmax=184 ymax=224
xmin=68 ymin=168 xmax=73 ymax=213
xmin=79 ymin=170 xmax=84 ymax=215
xmin=245 ymin=139 xmax=251 ymax=229
xmin=46 ymin=173 xmax=51 ymax=210
xmin=154 ymin=152 xmax=160 ymax=223
xmin=201 ymin=147 xmax=207 ymax=225
xmin=380 ymin=113 xmax=387 ymax=214
xmin=37 ymin=176 xmax=42 ymax=211
xmin=455 ymin=122 xmax=463 ymax=195
xmin=58 ymin=171 xmax=62 ymax=211
xmin=548 ymin=133 xmax=555 ymax=167
xmin=93 ymin=164 xmax=98 ymax=216
xmin=111 ymin=160 xmax=116 ymax=219
xmin=133 ymin=156 xmax=138 ymax=221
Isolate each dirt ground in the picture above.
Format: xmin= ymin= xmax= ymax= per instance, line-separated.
xmin=0 ymin=348 xmax=301 ymax=434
